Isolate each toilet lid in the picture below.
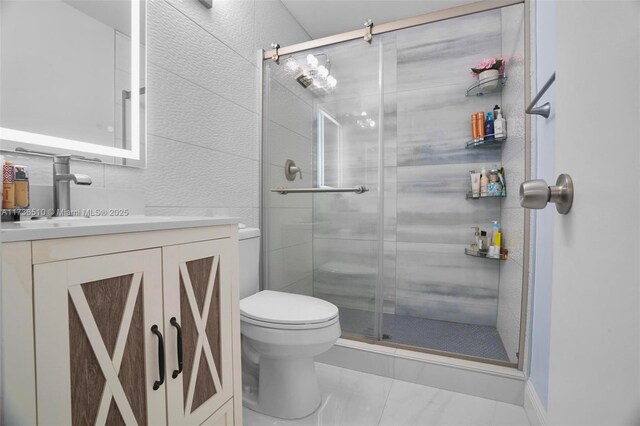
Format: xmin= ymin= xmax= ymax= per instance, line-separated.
xmin=240 ymin=290 xmax=339 ymax=325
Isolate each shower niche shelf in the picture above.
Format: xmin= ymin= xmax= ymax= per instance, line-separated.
xmin=465 ymin=136 xmax=506 ymax=149
xmin=465 ymin=248 xmax=507 ymax=261
xmin=466 ymin=193 xmax=506 ymax=200
xmin=466 ymin=75 xmax=507 ymax=97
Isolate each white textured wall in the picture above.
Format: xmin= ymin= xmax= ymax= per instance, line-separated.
xmin=129 ymin=0 xmax=310 ymax=225
xmin=2 ymin=0 xmax=310 ymax=227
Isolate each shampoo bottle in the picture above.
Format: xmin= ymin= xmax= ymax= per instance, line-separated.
xmin=471 ymin=114 xmax=478 ymax=142
xmin=477 ymin=112 xmax=485 ymax=141
xmin=484 ymin=112 xmax=494 ymax=140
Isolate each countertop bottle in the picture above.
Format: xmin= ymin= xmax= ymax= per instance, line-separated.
xmin=3 ymin=161 xmax=15 ymax=210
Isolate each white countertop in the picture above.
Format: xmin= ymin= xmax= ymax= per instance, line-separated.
xmin=1 ymin=216 xmax=240 ymax=242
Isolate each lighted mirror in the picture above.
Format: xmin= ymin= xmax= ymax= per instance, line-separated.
xmin=0 ymin=0 xmax=146 ymax=167
xmin=316 ymin=108 xmax=342 ymax=187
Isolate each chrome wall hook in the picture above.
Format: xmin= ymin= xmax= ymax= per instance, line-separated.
xmin=363 ymin=19 xmax=373 ymax=43
xmin=520 ymin=174 xmax=574 ymax=214
xmin=271 ymin=43 xmax=281 ymax=63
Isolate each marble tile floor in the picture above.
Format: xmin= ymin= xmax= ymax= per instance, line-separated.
xmin=339 ymin=307 xmax=510 ymax=362
xmin=243 ymin=363 xmax=530 ymax=426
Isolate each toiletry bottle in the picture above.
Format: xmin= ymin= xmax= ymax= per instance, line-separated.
xmin=493 ymin=105 xmax=501 ymax=119
xmin=477 ymin=112 xmax=485 ymax=141
xmin=480 ymin=231 xmax=488 ymax=252
xmin=494 ymin=109 xmax=507 ymax=140
xmin=3 ymin=161 xmax=15 ymax=210
xmin=497 ymin=168 xmax=506 ymax=196
xmin=14 ymin=165 xmax=29 ymax=208
xmin=471 ymin=227 xmax=480 ymax=252
xmin=492 ymin=221 xmax=502 ymax=258
xmin=488 ymin=166 xmax=498 ymax=196
xmin=484 ymin=112 xmax=494 ymax=140
xmin=471 ymin=114 xmax=478 ymax=142
xmin=480 ymin=167 xmax=489 ymax=197
xmin=470 ymin=170 xmax=481 ymax=198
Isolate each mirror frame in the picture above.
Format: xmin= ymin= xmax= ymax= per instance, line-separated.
xmin=0 ymin=0 xmax=145 ymax=165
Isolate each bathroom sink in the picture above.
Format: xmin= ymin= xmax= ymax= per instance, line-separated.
xmin=14 ymin=216 xmax=124 ymax=227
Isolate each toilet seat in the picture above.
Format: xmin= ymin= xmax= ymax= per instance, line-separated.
xmin=240 ymin=290 xmax=339 ymax=330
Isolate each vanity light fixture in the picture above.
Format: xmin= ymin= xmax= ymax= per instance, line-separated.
xmin=286 ymin=54 xmax=337 ymax=93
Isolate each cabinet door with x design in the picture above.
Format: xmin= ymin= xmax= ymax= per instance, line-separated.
xmin=33 ymin=249 xmax=166 ymax=426
xmin=162 ymin=239 xmax=234 ymax=425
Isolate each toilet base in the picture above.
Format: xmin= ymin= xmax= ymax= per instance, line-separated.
xmin=253 ymin=356 xmax=322 ymax=419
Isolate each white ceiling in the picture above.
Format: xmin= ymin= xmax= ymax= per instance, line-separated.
xmin=281 ymin=0 xmax=478 ymax=39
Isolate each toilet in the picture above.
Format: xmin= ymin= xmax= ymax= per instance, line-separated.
xmin=238 ymin=226 xmax=341 ymax=419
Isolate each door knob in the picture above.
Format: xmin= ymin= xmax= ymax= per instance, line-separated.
xmin=520 ymin=174 xmax=574 ymax=214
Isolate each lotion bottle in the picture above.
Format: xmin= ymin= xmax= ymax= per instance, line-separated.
xmin=494 ymin=109 xmax=507 ymax=140
xmin=480 ymin=167 xmax=489 ymax=197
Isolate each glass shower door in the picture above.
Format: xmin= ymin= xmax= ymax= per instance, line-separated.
xmin=262 ymin=37 xmax=384 ymax=340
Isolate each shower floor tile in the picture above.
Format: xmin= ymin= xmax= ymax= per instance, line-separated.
xmin=339 ymin=307 xmax=510 ymax=362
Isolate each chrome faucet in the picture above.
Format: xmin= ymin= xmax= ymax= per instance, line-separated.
xmin=53 ymin=155 xmax=92 ymax=216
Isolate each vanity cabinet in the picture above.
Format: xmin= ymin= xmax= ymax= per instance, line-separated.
xmin=34 ymin=249 xmax=167 ymax=425
xmin=163 ymin=240 xmax=235 ymax=425
xmin=1 ymin=223 xmax=241 ymax=426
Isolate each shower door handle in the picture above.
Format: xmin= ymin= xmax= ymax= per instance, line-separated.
xmin=271 ymin=185 xmax=369 ymax=194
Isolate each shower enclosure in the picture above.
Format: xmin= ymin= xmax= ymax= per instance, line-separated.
xmin=262 ymin=2 xmax=528 ymax=367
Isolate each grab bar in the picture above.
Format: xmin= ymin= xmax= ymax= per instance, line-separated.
xmin=272 ymin=185 xmax=369 ymax=195
xmin=526 ymin=72 xmax=555 ymax=119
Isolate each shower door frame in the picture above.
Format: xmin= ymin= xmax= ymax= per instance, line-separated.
xmin=260 ymin=0 xmax=532 ymax=371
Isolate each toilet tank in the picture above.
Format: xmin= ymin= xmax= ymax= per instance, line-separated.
xmin=238 ymin=225 xmax=261 ymax=300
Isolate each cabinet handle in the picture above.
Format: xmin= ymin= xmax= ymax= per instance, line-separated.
xmin=151 ymin=325 xmax=165 ymax=390
xmin=170 ymin=317 xmax=183 ymax=378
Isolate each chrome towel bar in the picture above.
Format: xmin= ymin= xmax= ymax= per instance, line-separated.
xmin=526 ymin=72 xmax=555 ymax=119
xmin=272 ymin=185 xmax=369 ymax=195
